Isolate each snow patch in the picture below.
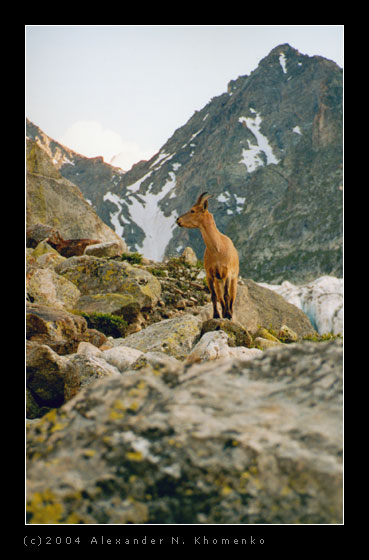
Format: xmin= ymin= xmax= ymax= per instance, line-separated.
xmin=279 ymin=52 xmax=287 ymax=74
xmin=190 ymin=129 xmax=203 ymax=142
xmin=151 ymin=151 xmax=174 ymax=169
xmin=126 ymin=172 xmax=178 ymax=261
xmin=126 ymin=170 xmax=153 ymax=194
xmin=234 ymin=194 xmax=246 ymax=213
xmin=62 ymin=156 xmax=75 ymax=166
xmin=217 ymin=192 xmax=231 ymax=203
xmin=292 ymin=126 xmax=302 ymax=135
xmin=238 ymin=112 xmax=280 ymax=172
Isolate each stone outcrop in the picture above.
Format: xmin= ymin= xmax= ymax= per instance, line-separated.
xmin=26 ymin=339 xmax=343 ymax=524
xmin=26 ymin=138 xmax=127 ymax=251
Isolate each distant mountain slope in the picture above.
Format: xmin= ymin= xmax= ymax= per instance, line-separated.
xmin=27 ymin=43 xmax=343 ymax=283
xmin=26 ymin=119 xmax=126 ymax=231
xmin=104 ymin=44 xmax=342 ymax=282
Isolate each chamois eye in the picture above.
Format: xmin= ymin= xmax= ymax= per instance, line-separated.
xmin=191 ymin=210 xmax=195 ymax=213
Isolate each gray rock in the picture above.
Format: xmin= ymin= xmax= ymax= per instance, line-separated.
xmin=26 ymin=339 xmax=342 ymax=524
xmin=113 ymin=313 xmax=203 ymax=360
xmin=100 ymin=346 xmax=144 ymax=372
xmin=84 ymin=241 xmax=124 ymax=258
xmin=185 ymin=330 xmax=231 ymax=364
xmin=181 ymin=246 xmax=198 ymax=266
xmin=55 ymin=256 xmax=161 ymax=310
xmin=26 ymin=340 xmax=120 ymax=413
xmin=26 ymin=303 xmax=88 ymax=355
xmin=27 ymin=268 xmax=81 ymax=310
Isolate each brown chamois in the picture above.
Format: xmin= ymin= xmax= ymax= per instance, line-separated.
xmin=176 ymin=192 xmax=239 ymax=320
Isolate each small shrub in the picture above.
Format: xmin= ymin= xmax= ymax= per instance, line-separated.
xmin=120 ymin=252 xmax=143 ymax=265
xmin=148 ymin=267 xmax=167 ymax=277
xmin=81 ymin=312 xmax=128 ymax=338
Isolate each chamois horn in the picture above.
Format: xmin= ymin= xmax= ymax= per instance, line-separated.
xmin=195 ymin=192 xmax=213 ymax=205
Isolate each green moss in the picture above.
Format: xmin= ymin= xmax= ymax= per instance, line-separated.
xmin=81 ymin=312 xmax=128 ymax=338
xmin=148 ymin=267 xmax=167 ymax=277
xmin=120 ymin=252 xmax=143 ymax=265
xmin=302 ymin=332 xmax=343 ymax=342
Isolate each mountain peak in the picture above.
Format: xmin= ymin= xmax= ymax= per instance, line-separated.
xmin=269 ymin=43 xmax=298 ymax=55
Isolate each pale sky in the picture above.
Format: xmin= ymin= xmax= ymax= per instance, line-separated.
xmin=26 ymin=25 xmax=343 ymax=170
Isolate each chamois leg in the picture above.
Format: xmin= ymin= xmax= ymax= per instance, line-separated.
xmin=214 ymin=278 xmax=228 ymax=319
xmin=207 ymin=276 xmax=220 ymax=319
xmin=223 ymin=277 xmax=232 ymax=320
xmin=228 ymin=277 xmax=238 ymax=319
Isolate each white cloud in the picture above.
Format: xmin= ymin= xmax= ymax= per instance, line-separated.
xmin=59 ymin=120 xmax=155 ymax=170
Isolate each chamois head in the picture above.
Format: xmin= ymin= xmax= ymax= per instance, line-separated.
xmin=176 ymin=192 xmax=212 ymax=228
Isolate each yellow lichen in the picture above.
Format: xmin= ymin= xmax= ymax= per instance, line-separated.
xmin=220 ymin=485 xmax=233 ymax=496
xmin=83 ymin=449 xmax=96 ymax=458
xmin=109 ymin=399 xmax=126 ymax=420
xmin=64 ymin=512 xmax=83 ymax=524
xmin=109 ymin=409 xmax=125 ymax=421
xmin=27 ymin=490 xmax=64 ymax=524
xmin=126 ymin=451 xmax=143 ymax=462
xmin=50 ymin=422 xmax=66 ymax=433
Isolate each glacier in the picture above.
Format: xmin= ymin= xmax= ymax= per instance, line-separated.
xmin=258 ymin=276 xmax=343 ymax=335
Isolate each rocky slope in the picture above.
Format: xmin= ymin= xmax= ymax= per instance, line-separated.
xmin=26 ymin=234 xmax=342 ymax=524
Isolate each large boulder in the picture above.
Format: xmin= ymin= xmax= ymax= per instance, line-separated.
xmin=186 ymin=330 xmax=262 ymax=364
xmin=26 ymin=339 xmax=343 ymax=524
xmin=26 ymin=304 xmax=88 ymax=355
xmin=26 ymin=139 xmax=127 ymax=250
xmin=26 ymin=341 xmax=120 ymax=417
xmin=200 ymin=279 xmax=316 ymax=338
xmin=27 ymin=268 xmax=81 ymax=310
xmin=112 ymin=313 xmax=203 ymax=360
xmin=55 ymin=256 xmax=161 ymax=318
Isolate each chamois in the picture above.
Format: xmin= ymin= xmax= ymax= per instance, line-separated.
xmin=176 ymin=192 xmax=239 ymax=320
